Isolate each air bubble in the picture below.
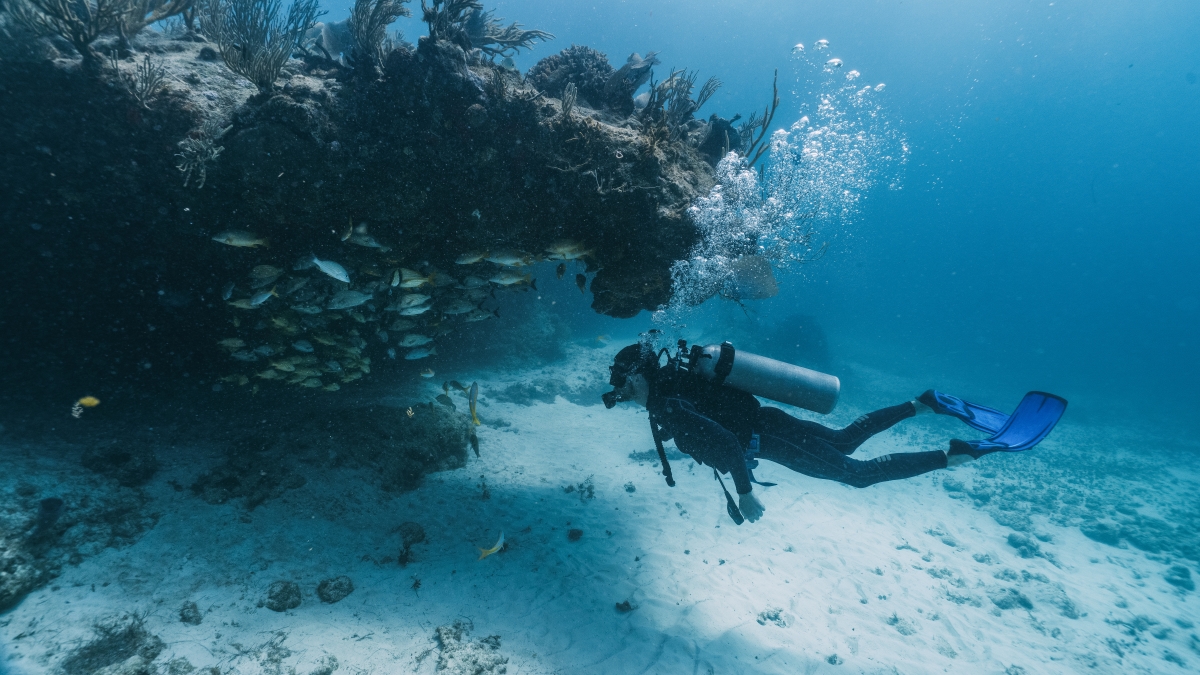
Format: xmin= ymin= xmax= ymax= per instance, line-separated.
xmin=874 ymin=83 xmax=886 ymax=92
xmin=814 ymin=39 xmax=829 ymax=50
xmin=825 ymin=58 xmax=843 ymax=69
xmin=792 ymin=43 xmax=804 ymax=53
xmin=846 ymin=70 xmax=860 ymax=80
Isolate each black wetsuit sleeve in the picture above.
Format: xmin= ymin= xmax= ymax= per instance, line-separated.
xmin=655 ymin=397 xmax=754 ymax=494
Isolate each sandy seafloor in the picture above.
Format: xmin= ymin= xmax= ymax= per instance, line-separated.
xmin=2 ymin=344 xmax=1199 ymax=675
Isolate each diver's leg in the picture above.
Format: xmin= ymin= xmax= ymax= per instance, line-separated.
xmin=756 ymin=404 xmax=918 ymax=455
xmin=757 ymin=431 xmax=948 ymax=488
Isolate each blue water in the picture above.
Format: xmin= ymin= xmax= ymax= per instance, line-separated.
xmin=4 ymin=3 xmax=1200 ymax=673
xmin=317 ymin=0 xmax=1200 ymax=431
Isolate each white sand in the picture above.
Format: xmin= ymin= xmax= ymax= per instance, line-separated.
xmin=2 ymin=348 xmax=1198 ymax=674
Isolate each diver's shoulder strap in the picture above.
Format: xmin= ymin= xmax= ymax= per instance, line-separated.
xmin=649 ymin=416 xmax=675 ymax=487
xmin=713 ymin=469 xmax=744 ymax=525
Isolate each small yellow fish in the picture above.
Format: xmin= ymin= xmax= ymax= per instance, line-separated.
xmin=469 ymin=381 xmax=480 ymax=426
xmin=485 ymin=250 xmax=532 ymax=267
xmin=489 ymin=270 xmax=533 ymax=286
xmin=256 ymin=369 xmax=282 ymax=380
xmin=545 ymin=239 xmax=592 ymax=260
xmin=421 ymin=368 xmax=435 ymax=378
xmin=212 ymin=230 xmax=269 ymax=248
xmin=477 ymin=531 xmax=504 ymax=560
xmin=77 ymin=396 xmax=100 ymax=408
xmin=227 ymin=299 xmax=257 ymax=310
xmin=399 ymin=268 xmax=435 ymax=288
xmin=323 ymin=383 xmax=340 ymax=392
xmin=341 ymin=218 xmax=353 ymax=241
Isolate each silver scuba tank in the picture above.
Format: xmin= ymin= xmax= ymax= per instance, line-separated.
xmin=690 ymin=342 xmax=840 ymax=414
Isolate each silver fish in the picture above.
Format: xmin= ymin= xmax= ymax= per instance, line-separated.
xmin=253 ymin=345 xmax=275 ymax=356
xmin=221 ymin=282 xmax=235 ymax=301
xmin=249 ymin=274 xmax=279 ymax=289
xmin=404 ymin=346 xmax=437 ymax=360
xmin=485 ymin=249 xmax=532 ymax=266
xmin=376 ymin=330 xmax=388 ymax=343
xmin=397 ymin=304 xmax=432 ymax=316
xmin=250 ymin=264 xmax=283 ymax=279
xmin=463 ymin=308 xmax=498 ymax=322
xmin=490 ymin=271 xmax=532 ymax=286
xmin=310 ymin=255 xmax=350 ymax=283
xmin=399 ymin=333 xmax=433 ymax=347
xmin=458 ymin=276 xmax=489 ymax=289
xmin=212 ymin=230 xmax=268 ymax=248
xmin=292 ymin=304 xmax=323 ymax=314
xmin=327 ymin=290 xmax=371 ymax=310
xmin=231 ymin=350 xmax=259 ymax=362
xmin=441 ymin=299 xmax=476 ymax=315
xmin=348 ymin=233 xmax=389 ymax=251
xmin=398 ymin=293 xmax=431 ymax=308
xmin=292 ymin=340 xmax=315 ymax=353
xmin=389 ymin=318 xmax=416 ymax=332
xmin=249 ymin=288 xmax=277 ymax=306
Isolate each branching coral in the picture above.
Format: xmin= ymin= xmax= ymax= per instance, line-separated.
xmin=420 ymin=0 xmax=551 ymax=58
xmin=200 ymin=0 xmax=322 ymax=93
xmin=109 ymin=51 xmax=166 ymax=108
xmin=176 ymin=119 xmax=229 ymax=188
xmin=348 ymin=0 xmax=409 ymax=74
xmin=117 ymin=0 xmax=193 ymax=52
xmin=8 ymin=0 xmax=124 ymax=73
xmin=637 ymin=68 xmax=720 ymax=147
xmin=738 ymin=69 xmax=779 ymax=167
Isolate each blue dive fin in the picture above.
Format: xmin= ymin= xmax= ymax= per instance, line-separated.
xmin=965 ymin=391 xmax=1068 ymax=453
xmin=921 ymin=389 xmax=1010 ymax=435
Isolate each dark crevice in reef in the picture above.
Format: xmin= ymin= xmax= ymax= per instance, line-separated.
xmin=0 ymin=6 xmax=745 ymax=402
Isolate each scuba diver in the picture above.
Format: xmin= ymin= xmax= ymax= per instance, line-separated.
xmin=602 ymin=339 xmax=1067 ymax=524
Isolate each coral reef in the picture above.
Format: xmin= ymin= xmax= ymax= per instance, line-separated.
xmin=526 ymin=44 xmax=624 ymax=112
xmin=434 ymin=619 xmax=508 ymax=675
xmin=316 ymin=575 xmax=354 ymax=603
xmin=0 ymin=0 xmax=758 ymax=400
xmin=0 ymin=471 xmax=158 ymax=611
xmin=58 ymin=613 xmax=165 ymax=675
xmin=81 ymin=442 xmax=159 ymax=487
xmin=264 ymin=579 xmax=302 ymax=611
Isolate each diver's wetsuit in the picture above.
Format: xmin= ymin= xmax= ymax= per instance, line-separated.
xmin=648 ymin=368 xmax=948 ymax=492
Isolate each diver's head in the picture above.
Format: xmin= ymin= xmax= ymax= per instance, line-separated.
xmin=603 ymin=343 xmax=658 ymax=409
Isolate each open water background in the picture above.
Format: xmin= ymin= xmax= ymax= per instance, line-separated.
xmin=322 ymin=0 xmax=1200 ymax=435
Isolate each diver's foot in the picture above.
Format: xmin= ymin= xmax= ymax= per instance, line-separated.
xmin=946 ymin=450 xmax=974 ymax=467
xmin=947 ymin=438 xmax=997 ymax=464
xmin=917 ymin=389 xmax=945 ymax=414
xmin=911 ymin=399 xmax=934 ymax=416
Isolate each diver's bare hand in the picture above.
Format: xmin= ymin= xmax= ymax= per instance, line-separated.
xmin=739 ymin=491 xmax=765 ymax=523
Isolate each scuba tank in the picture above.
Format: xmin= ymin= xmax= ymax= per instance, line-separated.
xmin=686 ymin=341 xmax=840 ymax=414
